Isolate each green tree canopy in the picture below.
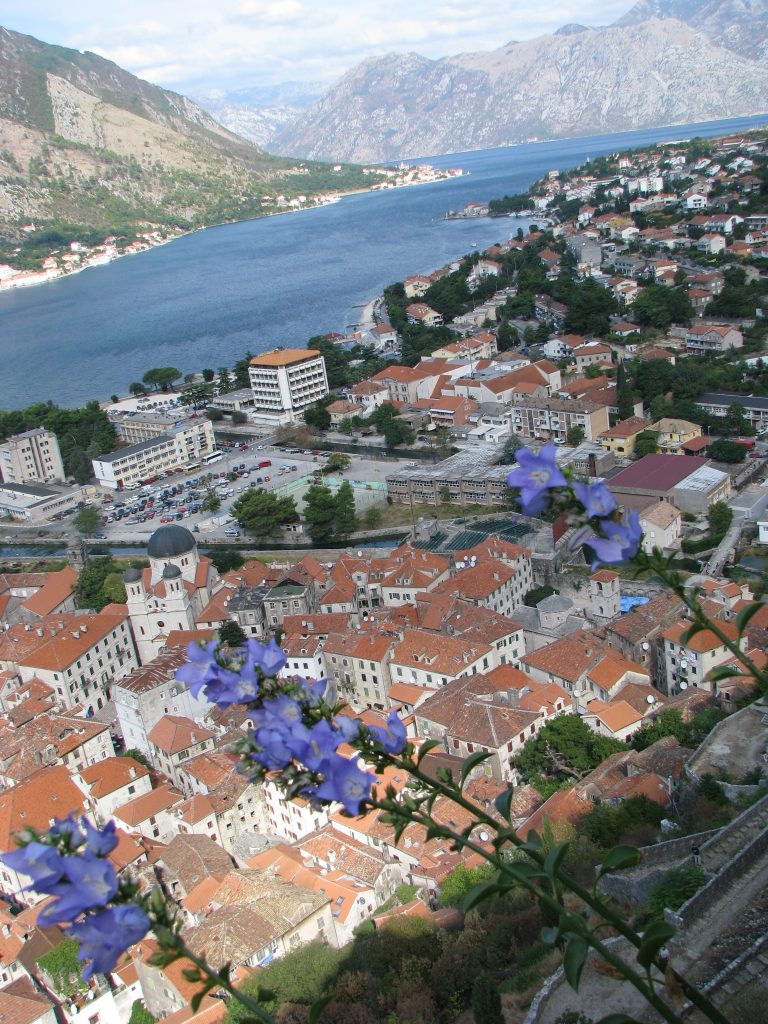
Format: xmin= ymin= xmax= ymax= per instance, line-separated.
xmin=707 ymin=500 xmax=734 ymax=536
xmin=471 ymin=971 xmax=504 ymax=1024
xmin=303 ymin=401 xmax=332 ymax=432
xmin=334 ymin=480 xmax=357 ymax=539
xmin=438 ymin=863 xmax=495 ymax=908
xmin=219 ymin=620 xmax=247 ymax=647
xmin=616 ymin=361 xmax=635 ymax=420
xmin=75 ymin=557 xmax=125 ymax=612
xmin=142 ymin=367 xmax=181 ymax=391
xmin=497 ymin=433 xmax=525 ymax=464
xmin=232 ymin=488 xmax=297 ymax=540
xmin=202 ymin=490 xmax=221 ymax=513
xmin=515 ymin=714 xmax=626 ymax=783
xmin=73 ymin=504 xmax=101 ymax=536
xmin=707 ymin=438 xmax=747 ymax=464
xmin=634 ymin=430 xmax=660 ymax=459
xmin=303 ymin=483 xmax=339 ymax=545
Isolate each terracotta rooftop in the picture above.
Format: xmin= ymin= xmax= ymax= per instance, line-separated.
xmin=148 ymin=715 xmax=214 ymax=755
xmin=249 ymin=348 xmax=322 ymax=367
xmin=114 ymin=783 xmax=182 ymax=826
xmin=79 ymin=756 xmax=149 ymax=797
xmin=22 ymin=567 xmax=78 ymax=618
xmin=0 ymin=766 xmax=87 ymax=850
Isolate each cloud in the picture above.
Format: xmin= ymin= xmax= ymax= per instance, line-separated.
xmin=10 ymin=0 xmax=636 ymax=94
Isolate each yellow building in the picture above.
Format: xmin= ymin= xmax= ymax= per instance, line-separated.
xmin=652 ymin=418 xmax=703 ymax=455
xmin=598 ymin=416 xmax=650 ymax=458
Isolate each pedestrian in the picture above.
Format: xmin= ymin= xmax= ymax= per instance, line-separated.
xmin=691 ymin=844 xmax=701 ymax=866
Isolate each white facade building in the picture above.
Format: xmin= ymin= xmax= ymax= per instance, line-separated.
xmin=92 ymin=420 xmax=216 ymax=489
xmin=0 ymin=429 xmax=65 ymax=484
xmin=248 ymin=348 xmax=329 ymax=426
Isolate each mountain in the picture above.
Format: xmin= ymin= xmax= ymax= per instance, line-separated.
xmin=195 ymin=82 xmax=325 ymax=148
xmin=615 ymin=0 xmax=768 ymax=62
xmin=0 ymin=27 xmax=366 ymax=242
xmin=274 ymin=13 xmax=768 ymax=162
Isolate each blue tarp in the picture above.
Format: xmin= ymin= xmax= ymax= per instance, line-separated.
xmin=620 ymin=595 xmax=650 ymax=613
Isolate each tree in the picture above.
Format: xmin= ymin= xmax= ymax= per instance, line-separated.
xmin=326 ymin=453 xmax=351 ymax=473
xmin=438 ymin=863 xmax=495 ymax=908
xmin=708 ymin=500 xmax=734 ymax=536
xmin=231 ymin=410 xmax=247 ymax=424
xmin=142 ymin=367 xmax=181 ymax=392
xmin=202 ymin=490 xmax=221 ymax=513
xmin=303 ymin=484 xmax=338 ymax=545
xmin=73 ymin=503 xmax=101 ymax=536
xmin=101 ymin=572 xmax=127 ymax=605
xmin=128 ymin=1002 xmax=157 ymax=1024
xmin=364 ymin=506 xmax=383 ymax=529
xmin=206 ymin=407 xmax=224 ymax=422
xmin=232 ymin=488 xmax=297 ymax=539
xmin=566 ymin=425 xmax=585 ymax=446
xmin=202 ymin=368 xmax=215 ymax=382
xmin=515 ymin=714 xmax=626 ymax=783
xmin=219 ymin=620 xmax=247 ymax=647
xmin=631 ymin=709 xmax=688 ymax=752
xmin=205 ymin=548 xmax=245 ymax=573
xmin=634 ymin=430 xmax=660 ymax=458
xmin=382 ymin=417 xmax=415 ymax=449
xmin=75 ymin=557 xmax=123 ymax=612
xmin=124 ymin=748 xmax=151 ymax=769
xmin=497 ymin=433 xmax=525 ymax=464
xmin=471 ymin=972 xmax=504 ymax=1024
xmin=334 ymin=481 xmax=357 ymax=539
xmin=616 ymin=361 xmax=635 ymax=420
xmin=707 ymin=438 xmax=747 ymax=464
xmin=496 ymin=321 xmax=518 ymax=351
xmin=303 ymin=402 xmax=332 ymax=432
xmin=129 ymin=382 xmax=147 ymax=396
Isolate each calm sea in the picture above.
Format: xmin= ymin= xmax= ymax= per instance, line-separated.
xmin=1 ymin=112 xmax=766 ymax=409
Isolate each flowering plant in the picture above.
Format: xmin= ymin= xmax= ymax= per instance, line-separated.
xmin=4 ymin=446 xmax=764 ymax=1024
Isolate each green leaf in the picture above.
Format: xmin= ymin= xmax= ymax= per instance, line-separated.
xmin=680 ymin=621 xmax=706 ymax=645
xmin=462 ymin=880 xmax=500 ymax=913
xmin=707 ymin=664 xmax=743 ymax=683
xmin=563 ymin=934 xmax=589 ymax=990
xmin=597 ymin=845 xmax=641 ymax=879
xmin=309 ymin=996 xmax=333 ymax=1024
xmin=544 ymin=841 xmax=569 ymax=880
xmin=637 ymin=920 xmax=676 ymax=969
xmin=494 ymin=785 xmax=515 ymax=821
xmin=415 ymin=739 xmax=442 ymax=765
xmin=459 ymin=750 xmax=493 ymax=786
xmin=736 ymin=601 xmax=764 ymax=636
xmin=181 ymin=968 xmax=201 ymax=982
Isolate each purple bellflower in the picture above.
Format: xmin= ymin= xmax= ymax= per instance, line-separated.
xmin=582 ymin=511 xmax=642 ymax=569
xmin=572 ymin=480 xmax=617 ymax=519
xmin=368 ymin=711 xmax=408 ymax=755
xmin=315 ymin=756 xmax=374 ymax=816
xmin=70 ymin=905 xmax=150 ymax=979
xmin=506 ymin=444 xmax=567 ymax=516
xmin=39 ymin=855 xmax=119 ymax=924
xmin=247 ymin=637 xmax=287 ymax=676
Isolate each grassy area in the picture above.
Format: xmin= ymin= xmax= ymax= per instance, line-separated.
xmin=367 ymin=500 xmax=495 ymax=529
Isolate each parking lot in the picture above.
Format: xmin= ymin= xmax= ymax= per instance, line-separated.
xmin=66 ymin=442 xmax=414 ymax=544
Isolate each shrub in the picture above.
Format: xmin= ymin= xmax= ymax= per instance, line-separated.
xmin=646 ymin=865 xmax=705 ymax=921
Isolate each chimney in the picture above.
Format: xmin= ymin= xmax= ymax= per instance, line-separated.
xmin=507 ymin=688 xmax=520 ymax=708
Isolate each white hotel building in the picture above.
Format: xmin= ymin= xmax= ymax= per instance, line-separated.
xmin=92 ymin=420 xmax=216 ymax=489
xmin=248 ymin=348 xmax=329 ymax=426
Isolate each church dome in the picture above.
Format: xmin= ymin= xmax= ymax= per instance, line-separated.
xmin=123 ymin=567 xmax=142 ymax=583
xmin=162 ymin=563 xmax=182 ymax=580
xmin=147 ymin=524 xmax=197 ymax=560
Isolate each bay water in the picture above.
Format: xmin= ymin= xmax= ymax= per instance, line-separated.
xmin=0 ymin=112 xmax=765 ymax=409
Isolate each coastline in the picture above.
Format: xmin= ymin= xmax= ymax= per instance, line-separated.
xmin=0 ymin=169 xmax=466 ymax=297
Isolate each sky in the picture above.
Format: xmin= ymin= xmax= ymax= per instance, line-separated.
xmin=3 ymin=0 xmax=635 ymax=98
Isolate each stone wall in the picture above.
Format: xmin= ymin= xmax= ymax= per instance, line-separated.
xmin=598 ymin=829 xmax=718 ymax=905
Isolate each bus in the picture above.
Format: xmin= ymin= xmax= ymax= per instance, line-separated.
xmin=185 ymin=462 xmax=201 ymax=473
xmin=202 ymin=450 xmax=224 ymax=466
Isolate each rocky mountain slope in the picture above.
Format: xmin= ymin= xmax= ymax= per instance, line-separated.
xmin=274 ymin=13 xmax=768 ymax=162
xmin=615 ymin=0 xmax=768 ymax=62
xmin=0 ymin=27 xmax=367 ymax=241
xmin=196 ymin=82 xmax=325 ymax=148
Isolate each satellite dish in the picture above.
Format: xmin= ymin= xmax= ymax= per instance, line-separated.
xmin=641 ymin=642 xmax=650 ymax=651
xmin=573 ymin=688 xmax=581 ymax=697
xmin=357 ymin=551 xmax=363 ymax=557
xmin=680 ymin=659 xmax=688 ymax=669
xmin=479 ymin=830 xmax=490 ymax=842
xmin=679 ymin=682 xmax=688 ymax=690
xmin=646 ymin=694 xmax=656 ymax=705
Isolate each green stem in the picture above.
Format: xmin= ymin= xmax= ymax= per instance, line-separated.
xmin=170 ymin=942 xmax=275 ymax=1024
xmin=647 ymin=554 xmax=768 ymax=691
xmin=379 ymin=753 xmax=731 ymax=1024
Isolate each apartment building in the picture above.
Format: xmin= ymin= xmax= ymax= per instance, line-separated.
xmin=111 ymin=412 xmax=191 ymax=445
xmin=509 ymin=396 xmax=610 ymax=442
xmin=0 ymin=429 xmax=65 ymax=485
xmin=695 ymin=392 xmax=768 ymax=431
xmin=685 ymin=325 xmax=743 ymax=355
xmin=0 ymin=611 xmax=139 ymax=716
xmin=92 ymin=420 xmax=216 ymax=489
xmin=661 ymin=620 xmax=745 ymax=696
xmin=248 ymin=348 xmax=329 ymax=426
